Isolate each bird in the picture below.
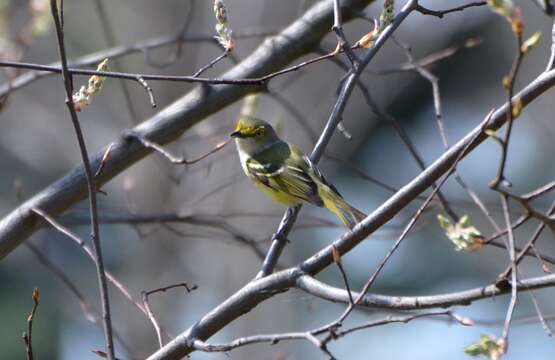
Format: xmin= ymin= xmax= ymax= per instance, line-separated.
xmin=230 ymin=116 xmax=366 ymax=229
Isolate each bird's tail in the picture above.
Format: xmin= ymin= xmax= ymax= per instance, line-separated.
xmin=321 ymin=186 xmax=366 ymax=229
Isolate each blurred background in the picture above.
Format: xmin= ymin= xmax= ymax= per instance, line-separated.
xmin=1 ymin=0 xmax=555 ymax=359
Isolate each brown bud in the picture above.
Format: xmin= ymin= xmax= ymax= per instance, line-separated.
xmin=32 ymin=288 xmax=40 ymax=304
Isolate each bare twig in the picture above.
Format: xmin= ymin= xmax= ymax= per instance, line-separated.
xmin=498 ymin=201 xmax=555 ymax=279
xmin=332 ymin=0 xmax=360 ymax=65
xmin=191 ymin=310 xmax=455 ymax=355
xmin=359 ymin=72 xmax=459 ymax=221
xmin=49 ymin=1 xmax=115 ymax=358
xmin=489 ymin=22 xmax=525 ymax=355
xmin=370 ymin=37 xmax=483 ymax=75
xmin=193 ymin=50 xmax=230 ymax=77
xmin=136 ymin=76 xmax=157 ymax=108
xmin=124 ymin=132 xmax=231 ymax=165
xmin=519 ymin=274 xmax=555 ymax=336
xmin=142 ymin=282 xmax=198 ymax=348
xmin=22 ymin=288 xmax=39 ymax=360
xmin=331 ymin=245 xmax=354 ymax=305
xmin=499 ymin=196 xmax=518 ymax=351
xmin=415 ymin=1 xmax=487 ymax=18
xmin=522 ymin=180 xmax=555 ymax=201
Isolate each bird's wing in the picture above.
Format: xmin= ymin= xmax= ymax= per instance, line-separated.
xmin=289 ymin=144 xmax=343 ymax=198
xmin=246 ymin=144 xmax=324 ymax=206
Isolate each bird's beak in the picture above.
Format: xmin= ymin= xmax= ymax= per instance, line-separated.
xmin=230 ymin=130 xmax=243 ymax=138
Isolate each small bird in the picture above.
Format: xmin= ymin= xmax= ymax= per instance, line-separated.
xmin=231 ymin=116 xmax=366 ymax=229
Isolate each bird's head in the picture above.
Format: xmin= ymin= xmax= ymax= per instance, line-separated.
xmin=230 ymin=117 xmax=279 ymax=148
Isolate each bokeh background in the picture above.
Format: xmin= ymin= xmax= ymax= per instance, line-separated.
xmin=1 ymin=0 xmax=555 ymax=359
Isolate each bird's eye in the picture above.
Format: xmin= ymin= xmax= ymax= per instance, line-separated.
xmin=256 ymin=127 xmax=266 ymax=136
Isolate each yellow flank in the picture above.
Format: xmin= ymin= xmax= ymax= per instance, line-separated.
xmin=252 ymin=179 xmax=301 ymax=206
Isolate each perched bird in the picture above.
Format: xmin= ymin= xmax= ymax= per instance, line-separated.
xmin=231 ymin=116 xmax=366 ymax=229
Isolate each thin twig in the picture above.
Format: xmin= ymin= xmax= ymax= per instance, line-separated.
xmin=499 ymin=196 xmax=518 ymax=353
xmin=415 ymin=1 xmax=487 ymax=18
xmin=191 ymin=311 xmax=463 ymax=354
xmin=522 ymin=180 xmax=555 ymax=201
xmin=332 ymin=245 xmax=354 ymax=305
xmin=22 ymin=288 xmax=39 ymax=360
xmin=332 ymin=0 xmax=360 ymax=65
xmin=369 ymin=37 xmax=483 ymax=75
xmin=136 ymin=76 xmax=157 ymax=108
xmin=124 ymin=132 xmax=230 ymax=165
xmin=193 ymin=49 xmax=230 ymax=77
xmin=49 ymin=1 xmax=115 ymax=358
xmin=498 ymin=201 xmax=555 ymax=279
xmin=360 ymin=73 xmax=459 ymax=221
xmin=490 ymin=26 xmax=525 ymax=355
xmin=519 ymin=273 xmax=555 ymax=336
xmin=142 ymin=282 xmax=197 ymax=348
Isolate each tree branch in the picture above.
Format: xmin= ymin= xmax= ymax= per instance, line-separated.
xmin=296 ymin=274 xmax=555 ymax=310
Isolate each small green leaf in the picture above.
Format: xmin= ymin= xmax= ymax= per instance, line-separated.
xmin=464 ymin=334 xmax=505 ymax=359
xmin=521 ymin=32 xmax=541 ymax=54
xmin=438 ymin=214 xmax=484 ymax=252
